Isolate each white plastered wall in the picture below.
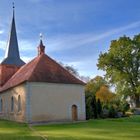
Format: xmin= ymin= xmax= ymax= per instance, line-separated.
xmin=0 ymin=84 xmax=26 ymax=122
xmin=27 ymin=82 xmax=85 ymax=123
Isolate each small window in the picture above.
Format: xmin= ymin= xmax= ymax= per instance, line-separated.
xmin=18 ymin=95 xmax=21 ymax=112
xmin=0 ymin=98 xmax=3 ymax=113
xmin=11 ymin=96 xmax=14 ymax=112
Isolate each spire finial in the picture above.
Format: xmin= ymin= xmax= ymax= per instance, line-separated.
xmin=38 ymin=33 xmax=45 ymax=56
xmin=12 ymin=2 xmax=15 ymax=9
xmin=40 ymin=33 xmax=43 ymax=40
xmin=39 ymin=33 xmax=44 ymax=46
xmin=12 ymin=2 xmax=15 ymax=16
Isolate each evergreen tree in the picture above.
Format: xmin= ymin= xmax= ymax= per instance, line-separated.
xmin=97 ymin=99 xmax=102 ymax=117
xmin=91 ymin=96 xmax=98 ymax=119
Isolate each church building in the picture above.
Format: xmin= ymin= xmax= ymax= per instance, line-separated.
xmin=0 ymin=7 xmax=86 ymax=123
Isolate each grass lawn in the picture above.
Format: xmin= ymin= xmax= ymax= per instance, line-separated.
xmin=0 ymin=120 xmax=42 ymax=140
xmin=0 ymin=116 xmax=140 ymax=140
xmin=34 ymin=115 xmax=140 ymax=140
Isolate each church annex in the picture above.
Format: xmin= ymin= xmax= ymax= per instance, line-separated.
xmin=0 ymin=7 xmax=86 ymax=123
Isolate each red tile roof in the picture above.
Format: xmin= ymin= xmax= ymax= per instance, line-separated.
xmin=0 ymin=54 xmax=85 ymax=92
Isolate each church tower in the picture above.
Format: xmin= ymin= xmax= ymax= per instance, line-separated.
xmin=0 ymin=5 xmax=25 ymax=86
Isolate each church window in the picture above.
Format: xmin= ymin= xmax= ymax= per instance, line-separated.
xmin=18 ymin=95 xmax=21 ymax=112
xmin=11 ymin=96 xmax=14 ymax=112
xmin=0 ymin=98 xmax=3 ymax=113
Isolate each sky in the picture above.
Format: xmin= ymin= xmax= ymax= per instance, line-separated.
xmin=0 ymin=0 xmax=140 ymax=78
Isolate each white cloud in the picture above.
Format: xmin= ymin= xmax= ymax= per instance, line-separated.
xmin=0 ymin=41 xmax=6 ymax=50
xmin=0 ymin=20 xmax=140 ymax=77
xmin=46 ymin=20 xmax=140 ymax=52
xmin=63 ymin=59 xmax=105 ymax=77
xmin=28 ymin=0 xmax=42 ymax=3
xmin=19 ymin=40 xmax=37 ymax=51
xmin=1 ymin=20 xmax=140 ymax=54
xmin=21 ymin=56 xmax=32 ymax=63
xmin=0 ymin=30 xmax=4 ymax=34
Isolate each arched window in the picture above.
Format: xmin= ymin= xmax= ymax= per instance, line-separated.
xmin=0 ymin=98 xmax=3 ymax=113
xmin=11 ymin=96 xmax=14 ymax=112
xmin=18 ymin=95 xmax=21 ymax=112
xmin=72 ymin=105 xmax=78 ymax=121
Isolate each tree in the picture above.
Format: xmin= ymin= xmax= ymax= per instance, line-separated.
xmin=86 ymin=94 xmax=94 ymax=119
xmin=97 ymin=99 xmax=102 ymax=117
xmin=62 ymin=64 xmax=90 ymax=83
xmin=85 ymin=76 xmax=108 ymax=119
xmin=65 ymin=65 xmax=79 ymax=77
xmin=97 ymin=34 xmax=140 ymax=107
xmin=91 ymin=96 xmax=98 ymax=119
xmin=96 ymin=85 xmax=115 ymax=104
xmin=85 ymin=76 xmax=107 ymax=96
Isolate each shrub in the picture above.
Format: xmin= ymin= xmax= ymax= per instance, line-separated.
xmin=108 ymin=105 xmax=117 ymax=118
xmin=125 ymin=111 xmax=134 ymax=117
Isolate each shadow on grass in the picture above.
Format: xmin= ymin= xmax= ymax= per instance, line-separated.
xmin=0 ymin=134 xmax=43 ymax=140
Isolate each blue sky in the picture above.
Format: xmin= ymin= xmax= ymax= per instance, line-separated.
xmin=0 ymin=0 xmax=140 ymax=78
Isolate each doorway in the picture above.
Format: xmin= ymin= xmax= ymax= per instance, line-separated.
xmin=72 ymin=105 xmax=78 ymax=121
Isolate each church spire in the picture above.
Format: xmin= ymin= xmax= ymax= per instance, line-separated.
xmin=1 ymin=3 xmax=25 ymax=66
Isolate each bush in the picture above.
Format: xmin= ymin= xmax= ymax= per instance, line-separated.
xmin=125 ymin=111 xmax=134 ymax=117
xmin=108 ymin=105 xmax=117 ymax=118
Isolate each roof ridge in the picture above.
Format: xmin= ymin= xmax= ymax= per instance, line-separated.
xmin=27 ymin=54 xmax=43 ymax=81
xmin=45 ymin=54 xmax=82 ymax=81
xmin=0 ymin=57 xmax=38 ymax=90
xmin=7 ymin=57 xmax=36 ymax=81
xmin=43 ymin=54 xmax=85 ymax=84
xmin=0 ymin=53 xmax=85 ymax=93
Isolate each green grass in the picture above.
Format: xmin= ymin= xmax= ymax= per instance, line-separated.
xmin=34 ymin=115 xmax=140 ymax=140
xmin=0 ymin=116 xmax=140 ymax=140
xmin=0 ymin=120 xmax=42 ymax=140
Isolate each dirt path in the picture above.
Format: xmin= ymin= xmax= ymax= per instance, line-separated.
xmin=28 ymin=124 xmax=48 ymax=140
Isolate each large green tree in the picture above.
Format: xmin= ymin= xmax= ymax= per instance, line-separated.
xmin=97 ymin=34 xmax=140 ymax=107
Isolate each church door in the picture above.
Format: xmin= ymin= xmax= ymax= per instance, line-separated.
xmin=72 ymin=105 xmax=78 ymax=121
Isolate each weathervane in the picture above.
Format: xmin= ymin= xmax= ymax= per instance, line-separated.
xmin=40 ymin=33 xmax=43 ymax=40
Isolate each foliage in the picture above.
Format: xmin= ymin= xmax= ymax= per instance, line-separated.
xmin=91 ymin=96 xmax=98 ymax=119
xmin=97 ymin=99 xmax=102 ymax=117
xmin=85 ymin=95 xmax=93 ymax=119
xmin=86 ymin=94 xmax=103 ymax=119
xmin=85 ymin=75 xmax=130 ymax=118
xmin=62 ymin=63 xmax=90 ymax=82
xmin=86 ymin=95 xmax=99 ymax=119
xmin=96 ymin=85 xmax=115 ymax=104
xmin=108 ymin=105 xmax=117 ymax=118
xmin=85 ymin=76 xmax=107 ymax=96
xmin=85 ymin=76 xmax=115 ymax=119
xmin=106 ymin=96 xmax=130 ymax=116
xmin=97 ymin=34 xmax=140 ymax=107
xmin=64 ymin=65 xmax=79 ymax=76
